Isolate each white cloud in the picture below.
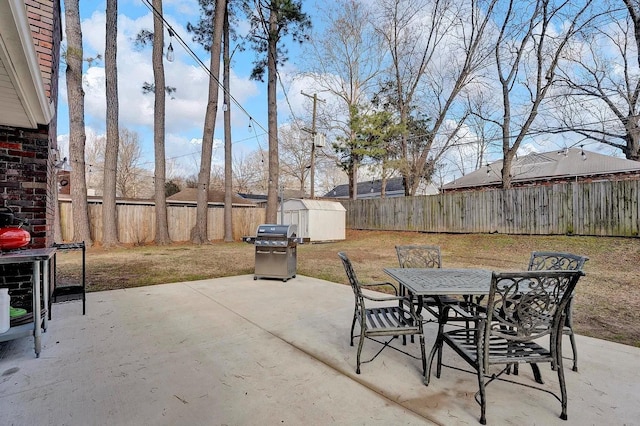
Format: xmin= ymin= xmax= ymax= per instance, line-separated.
xmin=67 ymin=9 xmax=261 ymax=157
xmin=161 ymin=133 xmax=225 ymax=178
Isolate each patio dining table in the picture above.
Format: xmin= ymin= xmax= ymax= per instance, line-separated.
xmin=384 ymin=267 xmax=493 ymax=298
xmin=383 ymin=267 xmax=493 ymax=319
xmin=384 ymin=267 xmax=495 ymax=381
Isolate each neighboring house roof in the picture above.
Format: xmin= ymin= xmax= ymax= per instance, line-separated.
xmin=323 ymin=177 xmax=439 ymax=198
xmin=442 ymin=148 xmax=640 ymax=191
xmin=238 ymin=193 xmax=268 ymax=203
xmin=167 ymin=188 xmax=255 ymax=206
xmin=59 ymin=189 xmax=256 ymax=206
xmin=238 ymin=189 xmax=307 ymax=203
xmin=324 ymin=177 xmax=405 ymax=198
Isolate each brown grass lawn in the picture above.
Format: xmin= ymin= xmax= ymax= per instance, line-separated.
xmin=54 ymin=229 xmax=640 ymax=348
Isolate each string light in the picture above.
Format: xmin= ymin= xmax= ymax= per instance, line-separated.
xmin=166 ymin=28 xmax=175 ymax=62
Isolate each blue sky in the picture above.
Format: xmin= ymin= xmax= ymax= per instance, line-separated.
xmin=56 ymin=0 xmax=624 ymax=188
xmin=57 ymin=0 xmax=321 ymax=178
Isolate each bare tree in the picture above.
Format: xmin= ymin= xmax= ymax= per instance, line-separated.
xmin=303 ymin=0 xmax=384 ymax=199
xmin=374 ymin=0 xmax=497 ymax=195
xmin=102 ymin=0 xmax=119 ymax=247
xmin=315 ymin=160 xmax=347 ymax=197
xmin=279 ymin=122 xmax=311 ymax=192
xmin=82 ymin=130 xmax=150 ymax=198
xmin=209 ymin=164 xmax=225 ymax=191
xmin=490 ymin=0 xmax=595 ymax=187
xmin=233 ymin=150 xmax=268 ymax=194
xmin=447 ymin=91 xmax=502 ymax=177
xmin=116 ymin=129 xmax=144 ymax=198
xmin=191 ymin=0 xmax=226 ymax=243
xmin=554 ymin=1 xmax=638 ymax=161
xmin=64 ymin=0 xmax=92 ymax=245
xmin=84 ymin=132 xmax=105 ymax=193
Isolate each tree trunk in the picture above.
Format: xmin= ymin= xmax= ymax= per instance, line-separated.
xmin=265 ymin=7 xmax=280 ymax=223
xmin=223 ymin=6 xmax=233 ymax=242
xmin=152 ymin=0 xmax=172 ymax=245
xmin=191 ymin=0 xmax=226 ymax=243
xmin=501 ymin=146 xmax=515 ymax=189
xmin=102 ymin=0 xmax=119 ymax=248
xmin=624 ymin=117 xmax=640 ymax=161
xmin=64 ymin=0 xmax=92 ymax=246
xmin=349 ymin=158 xmax=358 ymax=200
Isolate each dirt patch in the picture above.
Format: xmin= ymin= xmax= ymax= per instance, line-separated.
xmin=54 ymin=230 xmax=640 ymax=347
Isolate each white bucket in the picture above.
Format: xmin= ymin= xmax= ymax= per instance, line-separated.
xmin=0 ymin=288 xmax=9 ymax=334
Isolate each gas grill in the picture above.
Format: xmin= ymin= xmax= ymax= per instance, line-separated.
xmin=243 ymin=224 xmax=304 ymax=282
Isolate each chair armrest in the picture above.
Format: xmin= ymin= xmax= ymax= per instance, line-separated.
xmin=360 ymin=281 xmax=399 ymax=295
xmin=362 ymin=293 xmax=406 ymax=303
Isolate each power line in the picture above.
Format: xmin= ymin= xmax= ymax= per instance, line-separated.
xmin=139 ymin=0 xmax=268 ymax=138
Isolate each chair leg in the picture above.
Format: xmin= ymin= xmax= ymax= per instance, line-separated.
xmin=552 ymin=329 xmax=569 ymax=420
xmin=436 ymin=339 xmax=444 ymax=378
xmin=477 ymin=361 xmax=487 ymax=425
xmin=350 ymin=311 xmax=357 ymax=346
xmin=557 ymin=348 xmax=569 ymax=420
xmin=419 ymin=333 xmax=426 ymax=376
xmin=356 ymin=326 xmax=365 ymax=374
xmin=531 ymin=363 xmax=544 ymax=384
xmin=568 ymin=331 xmax=578 ymax=372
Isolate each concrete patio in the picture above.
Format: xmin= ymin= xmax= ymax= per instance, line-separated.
xmin=1 ymin=275 xmax=638 ymax=425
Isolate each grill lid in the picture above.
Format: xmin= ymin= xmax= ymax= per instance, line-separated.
xmin=255 ymin=224 xmax=297 ymax=239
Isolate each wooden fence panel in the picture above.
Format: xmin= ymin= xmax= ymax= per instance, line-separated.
xmin=58 ymin=200 xmax=266 ymax=244
xmin=342 ymin=180 xmax=640 ymax=237
xmin=58 ymin=180 xmax=639 ymax=241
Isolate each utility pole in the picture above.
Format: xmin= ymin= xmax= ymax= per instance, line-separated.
xmin=301 ymin=91 xmax=325 ymax=199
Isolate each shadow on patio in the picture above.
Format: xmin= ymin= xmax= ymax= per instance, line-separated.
xmin=1 ymin=275 xmax=638 ymax=425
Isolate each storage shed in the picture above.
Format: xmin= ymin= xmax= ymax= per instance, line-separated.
xmin=278 ymin=199 xmax=346 ymax=242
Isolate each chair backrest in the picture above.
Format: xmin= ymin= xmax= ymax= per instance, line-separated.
xmin=527 ymin=251 xmax=588 ymax=271
xmin=484 ymin=270 xmax=584 ymax=347
xmin=395 ymin=245 xmax=442 ymax=269
xmin=338 ymin=252 xmax=365 ymax=307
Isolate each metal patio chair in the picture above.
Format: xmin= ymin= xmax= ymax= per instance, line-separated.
xmin=425 ymin=269 xmax=584 ymax=424
xmin=338 ymin=252 xmax=426 ymax=376
xmin=528 ymin=251 xmax=588 ymax=372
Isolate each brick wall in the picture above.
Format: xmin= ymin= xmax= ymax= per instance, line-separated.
xmin=26 ymin=0 xmax=57 ymax=101
xmin=1 ymin=125 xmax=51 ymax=308
xmin=0 ymin=125 xmax=51 ymax=248
xmin=1 ymin=0 xmax=61 ymax=310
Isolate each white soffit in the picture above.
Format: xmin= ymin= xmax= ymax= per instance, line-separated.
xmin=0 ymin=0 xmax=54 ymax=128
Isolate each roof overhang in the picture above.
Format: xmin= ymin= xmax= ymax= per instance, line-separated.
xmin=0 ymin=0 xmax=54 ymax=128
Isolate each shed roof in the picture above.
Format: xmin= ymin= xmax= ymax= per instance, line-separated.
xmin=442 ymin=148 xmax=640 ymax=190
xmin=281 ymin=199 xmax=346 ymax=211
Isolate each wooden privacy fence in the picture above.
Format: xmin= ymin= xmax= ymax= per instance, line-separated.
xmin=58 ymin=200 xmax=266 ymax=243
xmin=341 ymin=180 xmax=640 ymax=237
